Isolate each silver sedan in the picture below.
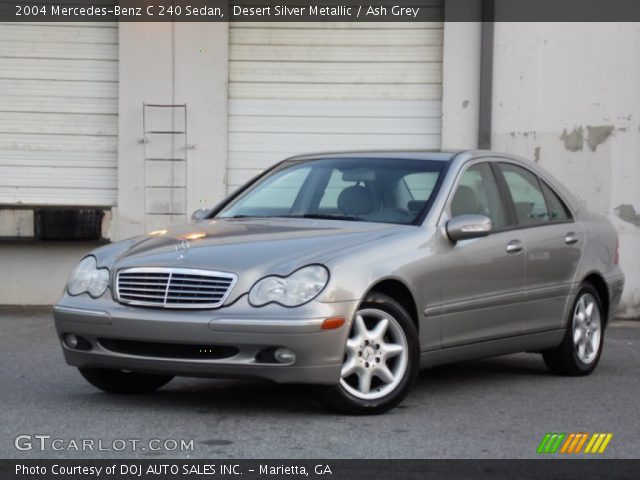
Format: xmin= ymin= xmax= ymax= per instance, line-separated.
xmin=54 ymin=150 xmax=625 ymax=414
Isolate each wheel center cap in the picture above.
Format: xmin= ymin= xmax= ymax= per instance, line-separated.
xmin=362 ymin=346 xmax=375 ymax=362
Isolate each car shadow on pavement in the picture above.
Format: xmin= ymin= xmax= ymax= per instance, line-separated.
xmin=413 ymin=353 xmax=552 ymax=394
xmin=65 ymin=353 xmax=552 ymax=415
xmin=68 ymin=378 xmax=327 ymax=415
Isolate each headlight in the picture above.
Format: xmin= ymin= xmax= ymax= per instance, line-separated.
xmin=66 ymin=256 xmax=110 ymax=298
xmin=249 ymin=265 xmax=329 ymax=307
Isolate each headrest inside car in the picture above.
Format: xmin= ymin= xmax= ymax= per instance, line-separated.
xmin=337 ymin=186 xmax=376 ymax=216
xmin=451 ymin=185 xmax=480 ymax=217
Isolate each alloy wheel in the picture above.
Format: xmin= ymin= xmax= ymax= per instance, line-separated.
xmin=572 ymin=293 xmax=601 ymax=364
xmin=340 ymin=308 xmax=409 ymax=400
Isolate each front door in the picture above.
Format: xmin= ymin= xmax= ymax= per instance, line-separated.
xmin=438 ymin=161 xmax=527 ymax=347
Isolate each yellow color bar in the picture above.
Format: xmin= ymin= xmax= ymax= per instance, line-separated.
xmin=584 ymin=434 xmax=599 ymax=453
xmin=591 ymin=434 xmax=606 ymax=453
xmin=597 ymin=434 xmax=613 ymax=453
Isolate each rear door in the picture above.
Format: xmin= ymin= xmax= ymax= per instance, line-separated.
xmin=438 ymin=161 xmax=527 ymax=347
xmin=497 ymin=162 xmax=582 ymax=333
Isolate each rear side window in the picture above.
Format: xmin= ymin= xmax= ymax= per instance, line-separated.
xmin=541 ymin=181 xmax=572 ymax=221
xmin=499 ymin=163 xmax=549 ymax=225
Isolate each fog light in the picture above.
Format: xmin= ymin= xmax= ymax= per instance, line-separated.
xmin=64 ymin=334 xmax=78 ymax=349
xmin=274 ymin=348 xmax=296 ymax=364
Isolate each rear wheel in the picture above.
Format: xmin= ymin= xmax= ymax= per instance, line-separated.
xmin=542 ymin=284 xmax=604 ymax=376
xmin=78 ymin=367 xmax=173 ymax=394
xmin=319 ymin=293 xmax=419 ymax=414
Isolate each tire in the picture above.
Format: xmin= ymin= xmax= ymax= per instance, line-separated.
xmin=319 ymin=292 xmax=419 ymax=415
xmin=78 ymin=367 xmax=173 ymax=394
xmin=542 ymin=284 xmax=605 ymax=376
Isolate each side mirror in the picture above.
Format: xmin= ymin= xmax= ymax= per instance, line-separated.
xmin=191 ymin=208 xmax=210 ymax=222
xmin=446 ymin=215 xmax=492 ymax=242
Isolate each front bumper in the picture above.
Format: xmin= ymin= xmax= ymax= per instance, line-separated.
xmin=53 ymin=294 xmax=358 ymax=385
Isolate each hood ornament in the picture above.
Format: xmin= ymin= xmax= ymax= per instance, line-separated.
xmin=175 ymin=239 xmax=190 ymax=259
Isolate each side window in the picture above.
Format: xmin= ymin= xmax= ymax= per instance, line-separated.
xmin=541 ymin=181 xmax=572 ymax=221
xmin=450 ymin=163 xmax=508 ymax=229
xmin=499 ymin=163 xmax=549 ymax=225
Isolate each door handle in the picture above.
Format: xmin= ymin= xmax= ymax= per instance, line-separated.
xmin=506 ymin=239 xmax=523 ymax=254
xmin=565 ymin=232 xmax=579 ymax=245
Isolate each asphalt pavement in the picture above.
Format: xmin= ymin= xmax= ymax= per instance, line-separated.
xmin=1 ymin=308 xmax=639 ymax=459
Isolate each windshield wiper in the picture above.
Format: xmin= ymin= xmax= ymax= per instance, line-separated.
xmin=284 ymin=214 xmax=364 ymax=222
xmin=224 ymin=214 xmax=363 ymax=222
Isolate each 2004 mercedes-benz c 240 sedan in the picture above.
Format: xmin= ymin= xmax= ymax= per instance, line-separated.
xmin=54 ymin=150 xmax=624 ymax=414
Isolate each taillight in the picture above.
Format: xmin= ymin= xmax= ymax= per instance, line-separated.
xmin=613 ymin=239 xmax=620 ymax=265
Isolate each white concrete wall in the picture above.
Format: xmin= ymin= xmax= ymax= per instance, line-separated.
xmin=0 ymin=243 xmax=99 ymax=305
xmin=492 ymin=22 xmax=640 ymax=317
xmin=112 ymin=22 xmax=229 ymax=240
xmin=0 ymin=23 xmax=230 ymax=305
xmin=441 ymin=22 xmax=482 ymax=149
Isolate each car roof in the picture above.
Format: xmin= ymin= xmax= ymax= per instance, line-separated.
xmin=284 ymin=150 xmax=463 ymax=163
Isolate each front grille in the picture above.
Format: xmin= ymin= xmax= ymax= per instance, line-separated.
xmin=116 ymin=267 xmax=236 ymax=309
xmin=99 ymin=338 xmax=239 ymax=360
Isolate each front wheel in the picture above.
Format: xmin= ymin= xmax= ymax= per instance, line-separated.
xmin=542 ymin=284 xmax=604 ymax=376
xmin=319 ymin=293 xmax=419 ymax=415
xmin=78 ymin=367 xmax=174 ymax=394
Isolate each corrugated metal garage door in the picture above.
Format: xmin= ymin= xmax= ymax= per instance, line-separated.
xmin=0 ymin=22 xmax=118 ymax=206
xmin=227 ymin=18 xmax=444 ymax=193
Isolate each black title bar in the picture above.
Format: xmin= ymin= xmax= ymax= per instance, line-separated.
xmin=3 ymin=0 xmax=640 ymax=22
xmin=3 ymin=459 xmax=640 ymax=480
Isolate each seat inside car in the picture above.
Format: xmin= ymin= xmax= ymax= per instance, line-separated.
xmin=337 ymin=185 xmax=376 ymax=217
xmin=451 ymin=185 xmax=481 ymax=217
xmin=408 ymin=200 xmax=426 ymax=214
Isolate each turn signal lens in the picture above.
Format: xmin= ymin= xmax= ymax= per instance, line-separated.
xmin=614 ymin=240 xmax=620 ymax=265
xmin=321 ymin=317 xmax=345 ymax=330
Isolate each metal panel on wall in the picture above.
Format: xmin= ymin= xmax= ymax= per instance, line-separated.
xmin=0 ymin=22 xmax=118 ymax=206
xmin=227 ymin=15 xmax=444 ymax=193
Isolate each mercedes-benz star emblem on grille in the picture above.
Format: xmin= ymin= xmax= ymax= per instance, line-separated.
xmin=175 ymin=239 xmax=190 ymax=259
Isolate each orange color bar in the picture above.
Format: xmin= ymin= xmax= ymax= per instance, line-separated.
xmin=560 ymin=434 xmax=576 ymax=453
xmin=574 ymin=433 xmax=589 ymax=453
xmin=567 ymin=434 xmax=582 ymax=453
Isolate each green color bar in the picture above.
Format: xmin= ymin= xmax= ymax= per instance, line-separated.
xmin=537 ymin=433 xmax=566 ymax=454
xmin=549 ymin=433 xmax=566 ymax=453
xmin=537 ymin=433 xmax=553 ymax=454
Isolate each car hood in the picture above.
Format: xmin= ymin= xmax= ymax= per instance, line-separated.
xmin=103 ymin=218 xmax=406 ymax=303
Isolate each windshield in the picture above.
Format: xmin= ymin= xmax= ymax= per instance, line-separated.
xmin=217 ymin=157 xmax=446 ymax=225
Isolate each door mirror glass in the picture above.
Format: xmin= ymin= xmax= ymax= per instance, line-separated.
xmin=191 ymin=208 xmax=209 ymax=222
xmin=446 ymin=215 xmax=493 ymax=242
